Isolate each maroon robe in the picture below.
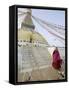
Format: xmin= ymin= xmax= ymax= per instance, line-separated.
xmin=52 ymin=49 xmax=62 ymax=70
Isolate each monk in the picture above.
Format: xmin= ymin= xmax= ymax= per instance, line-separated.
xmin=52 ymin=47 xmax=62 ymax=70
xmin=52 ymin=47 xmax=64 ymax=78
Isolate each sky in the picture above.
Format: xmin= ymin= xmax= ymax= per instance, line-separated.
xmin=32 ymin=9 xmax=65 ymax=26
xmin=18 ymin=8 xmax=65 ymax=47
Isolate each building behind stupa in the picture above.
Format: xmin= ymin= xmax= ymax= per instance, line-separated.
xmin=18 ymin=9 xmax=65 ymax=82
